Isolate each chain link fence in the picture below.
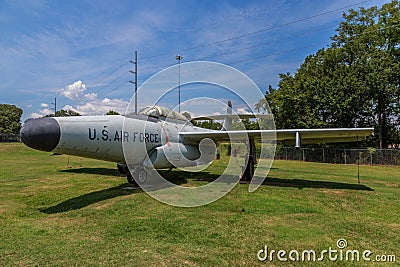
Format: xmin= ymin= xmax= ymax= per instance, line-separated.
xmin=274 ymin=147 xmax=400 ymax=166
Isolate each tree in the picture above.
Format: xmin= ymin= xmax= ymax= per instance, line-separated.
xmin=45 ymin=109 xmax=81 ymax=117
xmin=331 ymin=0 xmax=400 ymax=148
xmin=0 ymin=104 xmax=23 ymax=134
xmin=192 ymin=120 xmax=222 ymax=130
xmin=106 ymin=110 xmax=120 ymax=115
xmin=257 ymin=1 xmax=400 ymax=147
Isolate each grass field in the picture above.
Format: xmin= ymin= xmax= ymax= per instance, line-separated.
xmin=0 ymin=143 xmax=399 ymax=266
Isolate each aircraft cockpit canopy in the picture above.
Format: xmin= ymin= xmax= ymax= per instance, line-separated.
xmin=138 ymin=106 xmax=189 ymax=122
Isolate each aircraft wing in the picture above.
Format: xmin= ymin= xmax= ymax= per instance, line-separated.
xmin=191 ymin=114 xmax=273 ymax=121
xmin=180 ymin=128 xmax=374 ymax=146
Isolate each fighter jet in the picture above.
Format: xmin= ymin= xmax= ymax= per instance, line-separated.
xmin=20 ymin=102 xmax=373 ymax=184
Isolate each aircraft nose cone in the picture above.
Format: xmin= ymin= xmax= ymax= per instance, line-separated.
xmin=20 ymin=117 xmax=60 ymax=152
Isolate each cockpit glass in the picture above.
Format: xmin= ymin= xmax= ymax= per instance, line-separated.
xmin=137 ymin=106 xmax=189 ymax=123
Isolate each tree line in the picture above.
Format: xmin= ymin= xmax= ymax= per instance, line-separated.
xmin=256 ymin=1 xmax=399 ymax=148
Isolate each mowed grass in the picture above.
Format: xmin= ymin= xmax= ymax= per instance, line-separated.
xmin=0 ymin=143 xmax=399 ymax=266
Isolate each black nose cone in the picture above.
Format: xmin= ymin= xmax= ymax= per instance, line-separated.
xmin=20 ymin=117 xmax=60 ymax=152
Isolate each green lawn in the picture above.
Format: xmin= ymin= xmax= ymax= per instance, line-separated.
xmin=0 ymin=143 xmax=399 ymax=266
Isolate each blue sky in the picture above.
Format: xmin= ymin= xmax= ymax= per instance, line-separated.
xmin=0 ymin=0 xmax=387 ymax=121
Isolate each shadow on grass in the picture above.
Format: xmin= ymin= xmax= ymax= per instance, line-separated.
xmin=47 ymin=168 xmax=372 ymax=214
xmin=40 ymin=184 xmax=138 ymax=214
xmin=261 ymin=177 xmax=374 ymax=191
xmin=41 ymin=168 xmax=211 ymax=214
xmin=61 ymin=167 xmax=123 ymax=177
xmin=61 ymin=167 xmax=197 ymax=185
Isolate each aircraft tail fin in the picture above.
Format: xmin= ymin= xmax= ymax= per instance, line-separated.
xmin=221 ymin=101 xmax=232 ymax=131
xmin=190 ymin=100 xmax=273 ymax=128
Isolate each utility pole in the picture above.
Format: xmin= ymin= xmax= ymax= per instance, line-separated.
xmin=51 ymin=97 xmax=57 ymax=117
xmin=176 ymin=54 xmax=183 ymax=113
xmin=129 ymin=51 xmax=138 ymax=114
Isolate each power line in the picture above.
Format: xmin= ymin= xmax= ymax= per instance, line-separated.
xmin=88 ymin=60 xmax=129 ymax=88
xmin=139 ymin=0 xmax=372 ymax=60
xmin=138 ymin=22 xmax=400 ymax=74
xmin=136 ymin=23 xmax=338 ymax=72
xmin=102 ymin=81 xmax=130 ymax=97
xmin=92 ymin=71 xmax=130 ymax=95
xmin=229 ymin=23 xmax=400 ymax=65
xmin=229 ymin=43 xmax=326 ymax=65
xmin=192 ymin=23 xmax=338 ymax=61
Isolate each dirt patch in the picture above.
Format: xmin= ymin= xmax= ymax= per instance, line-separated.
xmin=319 ymin=189 xmax=345 ymax=194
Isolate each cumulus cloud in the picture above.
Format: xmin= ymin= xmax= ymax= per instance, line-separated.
xmin=60 ymin=80 xmax=96 ymax=101
xmin=62 ymin=98 xmax=128 ymax=115
xmin=236 ymin=108 xmax=251 ymax=114
xmin=84 ymin=93 xmax=97 ymax=101
xmin=56 ymin=80 xmax=129 ymax=115
xmin=30 ymin=80 xmax=129 ymax=117
xmin=30 ymin=107 xmax=53 ymax=118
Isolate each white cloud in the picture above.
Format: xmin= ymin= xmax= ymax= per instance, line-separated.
xmin=60 ymin=80 xmax=88 ymax=100
xmin=236 ymin=108 xmax=251 ymax=114
xmin=30 ymin=113 xmax=41 ymax=119
xmin=84 ymin=93 xmax=97 ymax=101
xmin=29 ymin=80 xmax=128 ymax=117
xmin=62 ymin=98 xmax=128 ymax=116
xmin=30 ymin=107 xmax=53 ymax=118
xmin=56 ymin=80 xmax=129 ymax=115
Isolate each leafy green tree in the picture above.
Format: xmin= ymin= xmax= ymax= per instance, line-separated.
xmin=106 ymin=110 xmax=120 ymax=115
xmin=192 ymin=120 xmax=222 ymax=130
xmin=257 ymin=1 xmax=400 ymax=148
xmin=0 ymin=104 xmax=23 ymax=134
xmin=45 ymin=109 xmax=81 ymax=117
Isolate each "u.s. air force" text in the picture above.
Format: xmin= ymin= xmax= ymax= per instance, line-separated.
xmin=88 ymin=128 xmax=160 ymax=143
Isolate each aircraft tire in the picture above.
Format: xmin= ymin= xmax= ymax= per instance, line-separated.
xmin=127 ymin=173 xmax=138 ymax=186
xmin=137 ymin=169 xmax=147 ymax=184
xmin=117 ymin=163 xmax=128 ymax=175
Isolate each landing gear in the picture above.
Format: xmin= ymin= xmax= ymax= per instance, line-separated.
xmin=137 ymin=169 xmax=147 ymax=184
xmin=127 ymin=172 xmax=136 ymax=184
xmin=126 ymin=167 xmax=147 ymax=186
xmin=240 ymin=139 xmax=256 ymax=182
xmin=117 ymin=163 xmax=147 ymax=186
xmin=117 ymin=163 xmax=128 ymax=175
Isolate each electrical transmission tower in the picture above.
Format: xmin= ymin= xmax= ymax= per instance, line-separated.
xmin=129 ymin=51 xmax=138 ymax=114
xmin=51 ymin=97 xmax=57 ymax=117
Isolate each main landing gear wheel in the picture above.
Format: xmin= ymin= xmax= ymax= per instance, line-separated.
xmin=117 ymin=163 xmax=128 ymax=175
xmin=126 ymin=168 xmax=147 ymax=186
xmin=137 ymin=169 xmax=147 ymax=184
xmin=127 ymin=173 xmax=136 ymax=185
